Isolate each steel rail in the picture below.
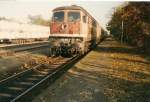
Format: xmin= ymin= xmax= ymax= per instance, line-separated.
xmin=0 ymin=65 xmax=42 ymax=85
xmin=0 ymin=55 xmax=82 ymax=102
xmin=11 ymin=55 xmax=81 ymax=102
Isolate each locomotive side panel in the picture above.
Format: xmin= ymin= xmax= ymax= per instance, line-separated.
xmin=80 ymin=11 xmax=88 ymax=38
xmin=96 ymin=24 xmax=101 ymax=44
xmin=87 ymin=17 xmax=93 ymax=42
xmin=90 ymin=20 xmax=97 ymax=47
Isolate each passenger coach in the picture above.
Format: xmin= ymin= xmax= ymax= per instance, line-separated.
xmin=49 ymin=5 xmax=103 ymax=56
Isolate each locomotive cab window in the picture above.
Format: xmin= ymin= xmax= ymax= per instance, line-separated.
xmin=53 ymin=12 xmax=64 ymax=22
xmin=83 ymin=15 xmax=87 ymax=23
xmin=68 ymin=12 xmax=80 ymax=22
xmin=93 ymin=21 xmax=97 ymax=27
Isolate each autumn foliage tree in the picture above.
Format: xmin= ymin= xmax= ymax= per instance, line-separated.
xmin=107 ymin=2 xmax=150 ymax=51
xmin=107 ymin=6 xmax=123 ymax=41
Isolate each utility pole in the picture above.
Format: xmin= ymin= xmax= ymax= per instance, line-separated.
xmin=121 ymin=20 xmax=124 ymax=43
xmin=121 ymin=6 xmax=124 ymax=44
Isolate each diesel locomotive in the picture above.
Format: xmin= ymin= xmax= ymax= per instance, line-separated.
xmin=49 ymin=5 xmax=104 ymax=57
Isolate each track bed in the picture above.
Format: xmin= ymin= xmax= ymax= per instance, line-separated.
xmin=0 ymin=55 xmax=81 ymax=102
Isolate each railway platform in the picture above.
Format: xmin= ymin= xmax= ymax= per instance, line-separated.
xmin=33 ymin=37 xmax=150 ymax=102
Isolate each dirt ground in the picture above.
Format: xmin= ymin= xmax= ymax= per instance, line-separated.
xmin=32 ymin=37 xmax=150 ymax=102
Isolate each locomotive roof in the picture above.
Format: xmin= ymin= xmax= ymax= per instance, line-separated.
xmin=53 ymin=5 xmax=99 ymax=25
xmin=53 ymin=5 xmax=82 ymax=11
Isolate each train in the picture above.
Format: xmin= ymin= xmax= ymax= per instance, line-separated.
xmin=49 ymin=5 xmax=105 ymax=57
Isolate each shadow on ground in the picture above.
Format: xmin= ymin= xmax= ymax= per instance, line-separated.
xmin=94 ymin=42 xmax=150 ymax=62
xmin=68 ymin=64 xmax=150 ymax=102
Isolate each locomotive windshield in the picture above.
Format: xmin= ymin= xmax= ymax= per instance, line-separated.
xmin=68 ymin=12 xmax=80 ymax=22
xmin=53 ymin=11 xmax=64 ymax=22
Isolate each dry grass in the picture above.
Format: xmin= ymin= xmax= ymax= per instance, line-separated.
xmin=14 ymin=53 xmax=63 ymax=69
xmin=68 ymin=39 xmax=150 ymax=102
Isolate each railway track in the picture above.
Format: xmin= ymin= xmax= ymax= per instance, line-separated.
xmin=0 ymin=41 xmax=49 ymax=52
xmin=0 ymin=55 xmax=82 ymax=102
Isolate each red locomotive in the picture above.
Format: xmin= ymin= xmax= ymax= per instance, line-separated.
xmin=49 ymin=5 xmax=104 ymax=57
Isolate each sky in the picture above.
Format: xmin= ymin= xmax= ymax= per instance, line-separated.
xmin=0 ymin=0 xmax=123 ymax=29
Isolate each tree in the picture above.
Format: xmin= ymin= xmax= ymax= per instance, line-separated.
xmin=107 ymin=2 xmax=150 ymax=51
xmin=28 ymin=15 xmax=50 ymax=26
xmin=107 ymin=6 xmax=123 ymax=41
